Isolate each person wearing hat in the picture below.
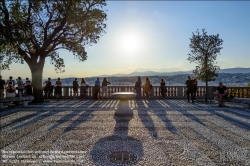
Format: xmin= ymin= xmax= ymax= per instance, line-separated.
xmin=0 ymin=75 xmax=6 ymax=98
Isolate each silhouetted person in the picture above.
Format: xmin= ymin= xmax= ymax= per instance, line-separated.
xmin=135 ymin=76 xmax=142 ymax=99
xmin=43 ymin=78 xmax=52 ymax=99
xmin=144 ymin=77 xmax=151 ymax=100
xmin=185 ymin=76 xmax=194 ymax=103
xmin=17 ymin=77 xmax=24 ymax=97
xmin=0 ymin=75 xmax=6 ymax=98
xmin=102 ymin=77 xmax=111 ymax=99
xmin=94 ymin=77 xmax=100 ymax=100
xmin=73 ymin=78 xmax=79 ymax=99
xmin=160 ymin=78 xmax=166 ymax=98
xmin=81 ymin=78 xmax=90 ymax=99
xmin=25 ymin=77 xmax=33 ymax=95
xmin=215 ymin=82 xmax=227 ymax=107
xmin=193 ymin=77 xmax=198 ymax=100
xmin=55 ymin=77 xmax=62 ymax=98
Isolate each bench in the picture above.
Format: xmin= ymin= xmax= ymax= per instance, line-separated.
xmin=111 ymin=92 xmax=136 ymax=116
xmin=214 ymin=96 xmax=250 ymax=108
xmin=0 ymin=96 xmax=34 ymax=109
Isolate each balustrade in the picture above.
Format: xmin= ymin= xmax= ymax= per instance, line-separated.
xmin=3 ymin=86 xmax=250 ymax=99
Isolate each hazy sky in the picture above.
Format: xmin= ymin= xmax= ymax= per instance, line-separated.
xmin=2 ymin=1 xmax=250 ymax=79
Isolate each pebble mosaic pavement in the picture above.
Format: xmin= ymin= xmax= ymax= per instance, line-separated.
xmin=0 ymin=99 xmax=250 ymax=166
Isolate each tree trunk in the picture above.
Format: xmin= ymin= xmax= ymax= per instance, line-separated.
xmin=30 ymin=65 xmax=44 ymax=103
xmin=205 ymin=81 xmax=208 ymax=102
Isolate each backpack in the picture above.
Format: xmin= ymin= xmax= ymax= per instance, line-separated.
xmin=150 ymin=84 xmax=153 ymax=90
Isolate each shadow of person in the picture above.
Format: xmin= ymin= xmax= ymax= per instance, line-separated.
xmin=90 ymin=114 xmax=144 ymax=165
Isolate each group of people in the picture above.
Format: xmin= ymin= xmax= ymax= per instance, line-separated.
xmin=42 ymin=76 xmax=228 ymax=107
xmin=0 ymin=75 xmax=32 ymax=98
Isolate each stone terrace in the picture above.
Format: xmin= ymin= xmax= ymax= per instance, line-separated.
xmin=0 ymin=99 xmax=250 ymax=165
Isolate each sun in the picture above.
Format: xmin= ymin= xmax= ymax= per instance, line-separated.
xmin=121 ymin=35 xmax=139 ymax=53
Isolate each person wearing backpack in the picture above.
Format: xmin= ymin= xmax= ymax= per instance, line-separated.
xmin=143 ymin=77 xmax=151 ymax=100
xmin=17 ymin=77 xmax=24 ymax=97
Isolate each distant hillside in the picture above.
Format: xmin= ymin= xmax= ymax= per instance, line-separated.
xmin=218 ymin=68 xmax=250 ymax=73
xmin=98 ymin=67 xmax=250 ymax=77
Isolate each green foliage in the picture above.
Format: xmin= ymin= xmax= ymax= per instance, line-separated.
xmin=187 ymin=29 xmax=223 ymax=83
xmin=0 ymin=0 xmax=107 ymax=72
xmin=247 ymin=82 xmax=250 ymax=87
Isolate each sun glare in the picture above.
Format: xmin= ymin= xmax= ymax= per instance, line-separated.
xmin=121 ymin=35 xmax=139 ymax=53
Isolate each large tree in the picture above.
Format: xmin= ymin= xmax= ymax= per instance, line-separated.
xmin=0 ymin=0 xmax=107 ymax=102
xmin=187 ymin=29 xmax=223 ymax=102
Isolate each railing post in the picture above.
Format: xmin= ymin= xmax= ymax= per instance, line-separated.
xmin=207 ymin=86 xmax=215 ymax=99
xmin=63 ymin=87 xmax=69 ymax=97
xmin=177 ymin=86 xmax=183 ymax=97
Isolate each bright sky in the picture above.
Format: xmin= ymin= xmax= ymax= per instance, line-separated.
xmin=2 ymin=1 xmax=250 ymax=79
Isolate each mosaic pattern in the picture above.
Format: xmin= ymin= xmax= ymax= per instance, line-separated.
xmin=0 ymin=99 xmax=250 ymax=165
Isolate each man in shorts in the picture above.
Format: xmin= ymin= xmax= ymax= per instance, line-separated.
xmin=215 ymin=82 xmax=227 ymax=107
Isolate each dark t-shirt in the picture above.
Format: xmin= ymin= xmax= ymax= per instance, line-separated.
xmin=0 ymin=80 xmax=6 ymax=89
xmin=217 ymin=86 xmax=227 ymax=94
xmin=160 ymin=82 xmax=165 ymax=87
xmin=135 ymin=81 xmax=141 ymax=88
xmin=185 ymin=79 xmax=194 ymax=91
xmin=73 ymin=81 xmax=78 ymax=89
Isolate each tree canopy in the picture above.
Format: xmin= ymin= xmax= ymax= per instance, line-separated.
xmin=187 ymin=29 xmax=223 ymax=101
xmin=0 ymin=0 xmax=107 ymax=101
xmin=0 ymin=0 xmax=107 ymax=71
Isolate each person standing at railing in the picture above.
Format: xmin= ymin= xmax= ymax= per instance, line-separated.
xmin=73 ymin=78 xmax=79 ymax=99
xmin=102 ymin=77 xmax=111 ymax=99
xmin=215 ymin=82 xmax=227 ymax=107
xmin=185 ymin=76 xmax=194 ymax=103
xmin=81 ymin=78 xmax=90 ymax=99
xmin=135 ymin=76 xmax=142 ymax=99
xmin=7 ymin=76 xmax=15 ymax=87
xmin=43 ymin=78 xmax=52 ymax=99
xmin=94 ymin=77 xmax=101 ymax=100
xmin=160 ymin=78 xmax=166 ymax=98
xmin=17 ymin=77 xmax=24 ymax=97
xmin=0 ymin=76 xmax=6 ymax=98
xmin=193 ymin=77 xmax=198 ymax=100
xmin=25 ymin=77 xmax=32 ymax=95
xmin=55 ymin=78 xmax=62 ymax=99
xmin=144 ymin=77 xmax=151 ymax=100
